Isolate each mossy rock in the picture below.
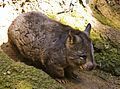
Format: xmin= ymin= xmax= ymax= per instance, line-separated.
xmin=89 ymin=0 xmax=120 ymax=76
xmin=93 ymin=37 xmax=120 ymax=76
xmin=90 ymin=0 xmax=120 ymax=30
xmin=0 ymin=51 xmax=64 ymax=89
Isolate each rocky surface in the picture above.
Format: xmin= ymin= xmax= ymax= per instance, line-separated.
xmin=90 ymin=0 xmax=120 ymax=75
xmin=0 ymin=0 xmax=40 ymax=45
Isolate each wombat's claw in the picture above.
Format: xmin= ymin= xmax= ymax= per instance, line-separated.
xmin=71 ymin=73 xmax=81 ymax=82
xmin=55 ymin=78 xmax=68 ymax=84
xmin=80 ymin=65 xmax=84 ymax=70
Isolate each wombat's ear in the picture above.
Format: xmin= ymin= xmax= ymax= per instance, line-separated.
xmin=67 ymin=31 xmax=81 ymax=44
xmin=84 ymin=23 xmax=91 ymax=36
xmin=67 ymin=30 xmax=75 ymax=44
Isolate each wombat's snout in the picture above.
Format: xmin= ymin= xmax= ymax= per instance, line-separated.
xmin=78 ymin=54 xmax=87 ymax=64
xmin=83 ymin=62 xmax=96 ymax=71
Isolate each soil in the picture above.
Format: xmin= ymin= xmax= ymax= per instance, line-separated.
xmin=1 ymin=42 xmax=120 ymax=89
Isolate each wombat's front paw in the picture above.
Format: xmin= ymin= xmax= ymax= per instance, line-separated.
xmin=55 ymin=78 xmax=69 ymax=84
xmin=65 ymin=71 xmax=81 ymax=82
xmin=70 ymin=73 xmax=81 ymax=82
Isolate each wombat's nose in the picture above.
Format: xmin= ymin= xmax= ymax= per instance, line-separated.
xmin=83 ymin=62 xmax=95 ymax=71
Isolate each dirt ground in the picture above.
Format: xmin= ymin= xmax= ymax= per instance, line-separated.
xmin=1 ymin=42 xmax=120 ymax=89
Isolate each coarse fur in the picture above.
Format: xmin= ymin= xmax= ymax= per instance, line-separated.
xmin=8 ymin=11 xmax=96 ymax=80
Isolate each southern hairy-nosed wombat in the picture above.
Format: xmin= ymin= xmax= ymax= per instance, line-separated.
xmin=8 ymin=11 xmax=96 ymax=80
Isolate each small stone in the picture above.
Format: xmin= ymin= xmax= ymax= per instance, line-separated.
xmin=7 ymin=71 xmax=11 ymax=74
xmin=3 ymin=72 xmax=6 ymax=75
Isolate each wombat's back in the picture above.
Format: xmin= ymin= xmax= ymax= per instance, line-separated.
xmin=8 ymin=11 xmax=70 ymax=62
xmin=8 ymin=12 xmax=62 ymax=60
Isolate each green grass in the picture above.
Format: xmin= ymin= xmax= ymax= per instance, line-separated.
xmin=0 ymin=51 xmax=64 ymax=89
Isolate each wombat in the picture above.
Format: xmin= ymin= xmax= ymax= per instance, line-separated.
xmin=8 ymin=11 xmax=96 ymax=80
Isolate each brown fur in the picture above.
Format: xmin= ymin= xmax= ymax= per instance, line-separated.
xmin=8 ymin=11 xmax=96 ymax=79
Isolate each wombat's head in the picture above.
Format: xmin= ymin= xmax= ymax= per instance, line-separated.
xmin=66 ymin=23 xmax=96 ymax=70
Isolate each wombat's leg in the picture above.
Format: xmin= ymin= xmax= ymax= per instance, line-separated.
xmin=64 ymin=68 xmax=80 ymax=82
xmin=46 ymin=64 xmax=65 ymax=78
xmin=45 ymin=64 xmax=69 ymax=83
xmin=70 ymin=72 xmax=80 ymax=82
